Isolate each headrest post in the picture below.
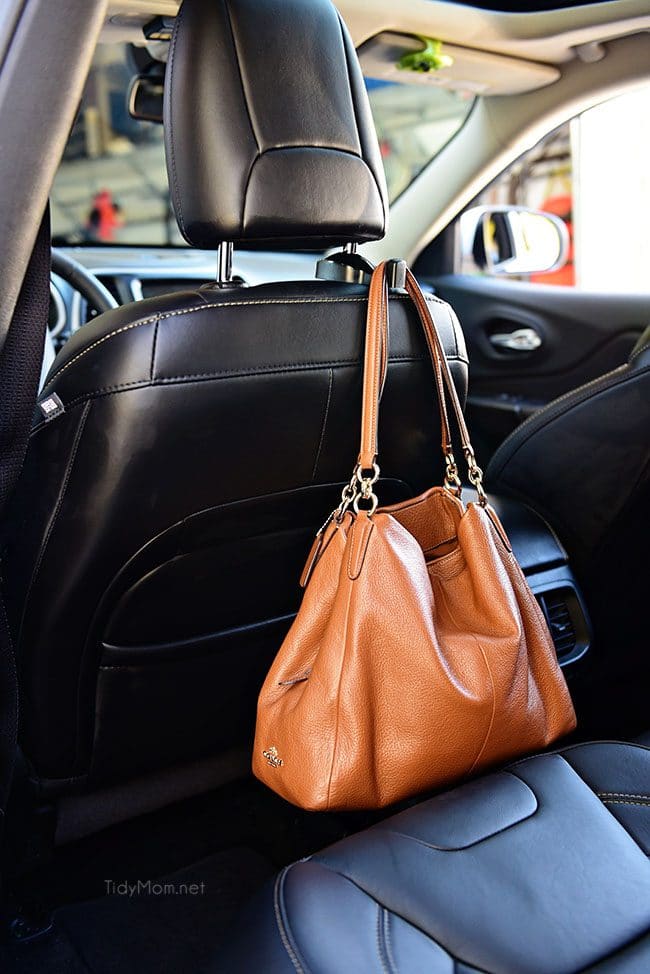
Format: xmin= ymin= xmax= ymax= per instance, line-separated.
xmin=344 ymin=243 xmax=358 ymax=254
xmin=216 ymin=242 xmax=234 ymax=287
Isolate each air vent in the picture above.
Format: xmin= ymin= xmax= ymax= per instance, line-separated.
xmin=535 ymin=585 xmax=589 ymax=667
xmin=542 ymin=593 xmax=576 ymax=657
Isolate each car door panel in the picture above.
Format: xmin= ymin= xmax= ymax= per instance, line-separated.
xmin=430 ymin=274 xmax=649 ymax=462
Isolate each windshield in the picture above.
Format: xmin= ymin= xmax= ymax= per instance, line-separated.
xmin=51 ymin=43 xmax=473 ymax=247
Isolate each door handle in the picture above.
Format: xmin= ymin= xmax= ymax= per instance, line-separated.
xmin=489 ymin=327 xmax=542 ymax=353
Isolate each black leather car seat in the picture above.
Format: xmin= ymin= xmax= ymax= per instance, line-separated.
xmin=222 ymin=738 xmax=650 ymax=973
xmin=1 ymin=0 xmax=468 ymax=806
xmin=486 ymin=327 xmax=650 ymax=735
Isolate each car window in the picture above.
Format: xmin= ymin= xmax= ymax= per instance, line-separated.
xmin=461 ymin=84 xmax=650 ymax=292
xmin=366 ymin=79 xmax=473 ymax=203
xmin=51 ymin=43 xmax=473 ymax=247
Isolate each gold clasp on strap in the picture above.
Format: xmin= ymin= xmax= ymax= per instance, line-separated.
xmin=352 ymin=462 xmax=380 ymax=516
xmin=334 ymin=467 xmax=361 ymax=522
xmin=444 ymin=453 xmax=462 ymax=497
xmin=464 ymin=447 xmax=487 ymax=506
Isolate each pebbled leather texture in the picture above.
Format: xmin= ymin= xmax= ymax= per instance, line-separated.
xmin=253 ymin=266 xmax=575 ymax=810
xmin=222 ymin=740 xmax=650 ymax=973
xmin=164 ymin=0 xmax=388 ymax=249
xmin=1 ymin=281 xmax=468 ymax=787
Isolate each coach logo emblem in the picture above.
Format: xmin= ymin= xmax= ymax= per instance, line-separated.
xmin=263 ymin=746 xmax=284 ymax=769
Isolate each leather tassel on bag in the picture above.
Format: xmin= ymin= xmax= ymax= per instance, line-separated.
xmin=253 ymin=262 xmax=576 ymax=811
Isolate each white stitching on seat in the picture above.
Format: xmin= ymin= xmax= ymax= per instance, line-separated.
xmin=601 ymin=799 xmax=650 ymax=807
xmin=45 ymin=317 xmax=159 ymax=387
xmin=383 ymin=908 xmax=399 ymax=974
xmin=273 ymin=866 xmax=308 ymax=974
xmin=598 ymin=792 xmax=650 ymax=800
xmin=43 ymin=293 xmax=450 ymax=388
xmin=376 ymin=905 xmax=392 ymax=974
xmin=629 ymin=341 xmax=650 ymax=364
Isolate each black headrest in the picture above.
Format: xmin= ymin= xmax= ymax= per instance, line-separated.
xmin=164 ymin=0 xmax=388 ymax=250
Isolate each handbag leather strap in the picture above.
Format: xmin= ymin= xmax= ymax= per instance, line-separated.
xmin=358 ymin=261 xmax=389 ymax=471
xmin=404 ymin=268 xmax=474 ymax=457
xmin=357 ymin=261 xmax=485 ymax=502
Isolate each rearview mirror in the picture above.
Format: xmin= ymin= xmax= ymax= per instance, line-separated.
xmin=127 ymin=73 xmax=164 ymax=124
xmin=460 ymin=205 xmax=569 ymax=276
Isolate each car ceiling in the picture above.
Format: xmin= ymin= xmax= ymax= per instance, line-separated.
xmin=103 ymin=0 xmax=650 ymax=71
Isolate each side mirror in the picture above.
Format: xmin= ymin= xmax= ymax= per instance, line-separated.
xmin=460 ymin=205 xmax=569 ymax=276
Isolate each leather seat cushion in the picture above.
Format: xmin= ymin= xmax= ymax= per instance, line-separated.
xmin=222 ymin=741 xmax=650 ymax=973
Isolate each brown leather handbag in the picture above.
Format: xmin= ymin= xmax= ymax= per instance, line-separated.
xmin=253 ymin=262 xmax=576 ymax=811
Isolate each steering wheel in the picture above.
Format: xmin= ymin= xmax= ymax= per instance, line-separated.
xmin=51 ymin=248 xmax=118 ymax=316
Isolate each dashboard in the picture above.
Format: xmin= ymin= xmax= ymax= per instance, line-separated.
xmin=49 ymin=246 xmax=318 ymax=350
